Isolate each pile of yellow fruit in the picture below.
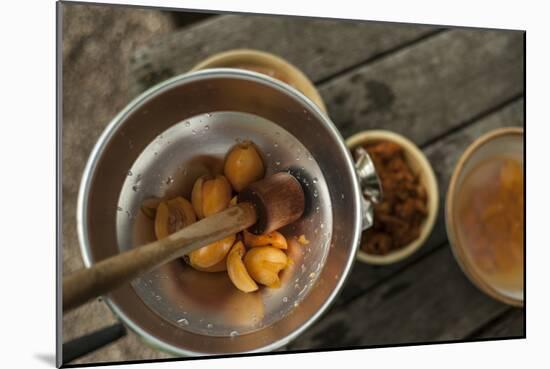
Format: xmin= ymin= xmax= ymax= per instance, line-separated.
xmin=143 ymin=141 xmax=292 ymax=293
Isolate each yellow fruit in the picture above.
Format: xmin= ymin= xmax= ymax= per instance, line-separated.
xmin=191 ymin=175 xmax=232 ymax=218
xmin=243 ymin=230 xmax=288 ymax=249
xmin=243 ymin=246 xmax=288 ymax=288
xmin=227 ymin=241 xmax=259 ymax=293
xmin=224 ymin=141 xmax=265 ymax=192
xmin=154 ymin=197 xmax=196 ymax=240
xmin=141 ymin=197 xmax=161 ymax=219
xmin=188 ymin=234 xmax=236 ymax=269
xmin=188 ymin=256 xmax=228 ymax=273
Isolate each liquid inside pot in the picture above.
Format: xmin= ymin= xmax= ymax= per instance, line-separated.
xmin=115 ymin=111 xmax=333 ymax=337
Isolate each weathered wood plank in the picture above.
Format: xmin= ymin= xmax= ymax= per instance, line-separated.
xmin=470 ymin=308 xmax=525 ymax=339
xmin=321 ymin=29 xmax=524 ymax=142
xmin=333 ymin=98 xmax=524 ymax=307
xmin=288 ymin=246 xmax=511 ymax=350
xmin=128 ymin=14 xmax=438 ymax=96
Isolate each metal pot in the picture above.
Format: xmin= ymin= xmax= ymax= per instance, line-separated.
xmin=77 ymin=69 xmax=379 ymax=355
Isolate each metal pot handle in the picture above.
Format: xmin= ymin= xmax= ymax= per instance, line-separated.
xmin=353 ymin=146 xmax=383 ymax=230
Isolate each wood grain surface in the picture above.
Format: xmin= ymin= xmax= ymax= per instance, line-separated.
xmin=128 ymin=14 xmax=439 ymax=96
xmin=62 ymin=5 xmax=525 ymax=363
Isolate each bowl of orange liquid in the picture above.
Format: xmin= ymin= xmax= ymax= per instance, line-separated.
xmin=446 ymin=127 xmax=524 ymax=306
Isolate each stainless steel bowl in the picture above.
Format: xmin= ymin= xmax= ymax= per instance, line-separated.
xmin=77 ymin=69 xmax=374 ymax=355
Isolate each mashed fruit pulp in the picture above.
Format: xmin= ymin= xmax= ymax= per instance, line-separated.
xmin=456 ymin=157 xmax=524 ymax=295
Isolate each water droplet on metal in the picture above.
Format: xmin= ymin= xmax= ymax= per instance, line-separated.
xmin=177 ymin=318 xmax=189 ymax=326
xmin=127 ymin=170 xmax=133 ymax=176
xmin=207 ymin=323 xmax=213 ymax=329
xmin=275 ymin=161 xmax=281 ymax=166
xmin=204 ymin=125 xmax=210 ymax=130
xmin=165 ymin=176 xmax=174 ymax=185
xmin=229 ymin=331 xmax=239 ymax=337
xmin=341 ymin=193 xmax=345 ymax=199
xmin=274 ymin=143 xmax=279 ymax=148
xmin=312 ymin=177 xmax=318 ymax=184
xmin=117 ymin=206 xmax=122 ymax=212
xmin=313 ymin=190 xmax=318 ymax=198
xmin=282 ymin=296 xmax=288 ymax=303
xmin=132 ymin=185 xmax=139 ymax=192
xmin=192 ymin=129 xmax=197 ymax=135
xmin=309 ymin=272 xmax=316 ymax=279
xmin=184 ymin=121 xmax=190 ymax=127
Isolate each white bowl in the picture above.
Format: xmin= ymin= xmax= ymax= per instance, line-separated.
xmin=346 ymin=130 xmax=439 ymax=265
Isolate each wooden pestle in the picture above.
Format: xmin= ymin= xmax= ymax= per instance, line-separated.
xmin=63 ymin=172 xmax=305 ymax=313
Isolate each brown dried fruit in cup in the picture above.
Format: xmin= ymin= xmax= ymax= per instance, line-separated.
xmin=359 ymin=140 xmax=428 ymax=255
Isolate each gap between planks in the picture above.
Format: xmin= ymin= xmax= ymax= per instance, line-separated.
xmin=315 ymin=28 xmax=449 ymax=86
xmin=420 ymin=93 xmax=524 ymax=149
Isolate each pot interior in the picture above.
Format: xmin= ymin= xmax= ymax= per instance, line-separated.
xmin=117 ymin=111 xmax=332 ymax=337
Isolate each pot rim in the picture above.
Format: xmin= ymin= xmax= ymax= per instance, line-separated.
xmin=75 ymin=68 xmax=363 ymax=356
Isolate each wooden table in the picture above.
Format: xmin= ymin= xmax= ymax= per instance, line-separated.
xmin=127 ymin=14 xmax=524 ymax=352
